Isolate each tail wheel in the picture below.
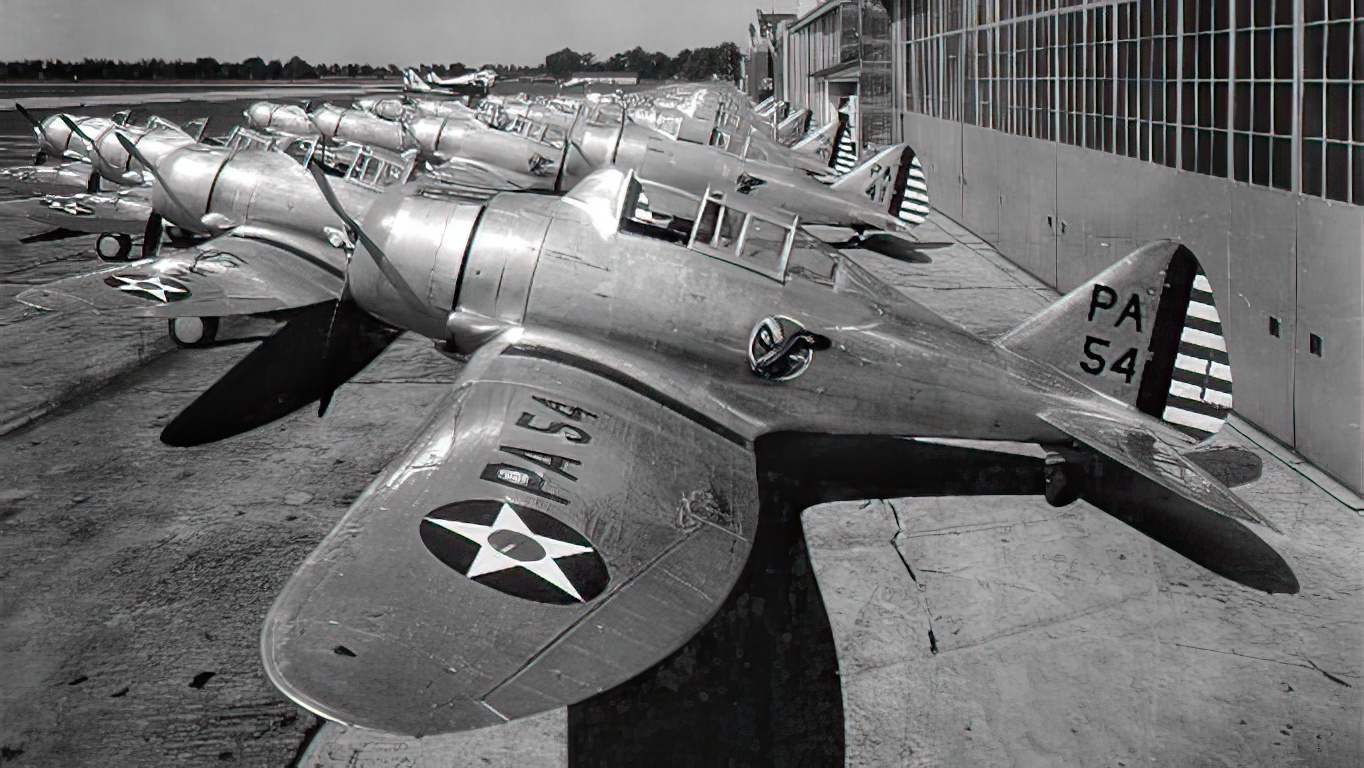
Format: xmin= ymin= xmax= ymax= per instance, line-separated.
xmin=169 ymin=316 xmax=219 ymax=348
xmin=96 ymin=232 xmax=134 ymax=262
xmin=1043 ymin=455 xmax=1083 ymax=508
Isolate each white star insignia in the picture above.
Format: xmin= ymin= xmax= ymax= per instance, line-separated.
xmin=109 ymin=275 xmax=189 ymax=303
xmin=427 ymin=502 xmax=594 ymax=601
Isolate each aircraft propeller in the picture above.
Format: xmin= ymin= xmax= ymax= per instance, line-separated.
xmin=112 ymin=132 xmax=201 ymax=260
xmin=14 ymin=103 xmax=48 ymax=165
xmin=552 ymin=109 xmax=589 ymax=193
xmin=158 ymin=158 xmax=441 ymax=447
xmin=56 ymin=114 xmax=115 ymax=194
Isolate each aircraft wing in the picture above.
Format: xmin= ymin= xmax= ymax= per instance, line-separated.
xmin=263 ymin=340 xmax=758 ymax=736
xmin=0 ymin=188 xmax=151 ymax=235
xmin=15 ymin=231 xmax=345 ymax=318
xmin=0 ymin=162 xmax=96 ymax=194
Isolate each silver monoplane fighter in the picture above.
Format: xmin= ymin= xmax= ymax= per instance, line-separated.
xmin=26 ymin=161 xmax=1296 ymax=737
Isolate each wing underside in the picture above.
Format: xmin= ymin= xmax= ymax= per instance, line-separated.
xmin=263 ymin=342 xmax=758 ymax=736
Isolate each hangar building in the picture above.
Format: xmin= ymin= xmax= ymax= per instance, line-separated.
xmin=749 ymin=0 xmax=1364 ymax=494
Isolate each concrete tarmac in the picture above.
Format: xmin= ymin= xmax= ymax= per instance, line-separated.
xmin=0 ymin=92 xmax=1358 ymax=767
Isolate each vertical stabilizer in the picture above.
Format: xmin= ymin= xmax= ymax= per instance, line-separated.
xmin=997 ymin=241 xmax=1203 ymax=420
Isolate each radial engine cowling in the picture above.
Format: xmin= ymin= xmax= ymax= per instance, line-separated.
xmin=245 ymin=102 xmax=317 ymax=136
xmin=347 ymin=187 xmax=488 ymax=340
xmin=149 ymin=145 xmax=231 ymax=233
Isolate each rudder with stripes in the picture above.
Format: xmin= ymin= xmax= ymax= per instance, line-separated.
xmin=997 ymin=241 xmax=1230 ymax=438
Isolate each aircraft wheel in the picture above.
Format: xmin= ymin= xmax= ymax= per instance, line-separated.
xmin=96 ymin=232 xmax=134 ymax=261
xmin=1043 ymin=456 xmax=1083 ymax=507
xmin=169 ymin=316 xmax=219 ymax=348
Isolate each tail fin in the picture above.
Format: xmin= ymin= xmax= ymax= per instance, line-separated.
xmin=792 ymin=118 xmax=838 ymax=160
xmin=828 ymin=112 xmax=856 ymax=173
xmin=829 ymin=143 xmax=932 ymax=229
xmin=998 ymin=241 xmax=1210 ymax=423
xmin=403 ymin=69 xmax=431 ymax=92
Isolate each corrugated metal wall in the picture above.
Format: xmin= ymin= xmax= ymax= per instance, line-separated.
xmin=902 ymin=109 xmax=1363 ymax=491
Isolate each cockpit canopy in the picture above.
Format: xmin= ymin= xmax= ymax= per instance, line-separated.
xmin=592 ymin=169 xmax=837 ymax=286
xmin=343 ymin=146 xmax=418 ymax=191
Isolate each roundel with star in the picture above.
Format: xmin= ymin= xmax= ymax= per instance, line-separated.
xmin=103 ymin=273 xmax=190 ymax=303
xmin=420 ymin=500 xmax=609 ymax=605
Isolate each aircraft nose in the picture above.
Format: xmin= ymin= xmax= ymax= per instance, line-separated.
xmin=40 ymin=116 xmax=71 ymax=155
xmin=244 ymin=103 xmax=273 ymax=129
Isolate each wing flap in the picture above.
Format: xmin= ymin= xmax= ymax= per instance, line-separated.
xmin=263 ymin=345 xmax=757 ymax=736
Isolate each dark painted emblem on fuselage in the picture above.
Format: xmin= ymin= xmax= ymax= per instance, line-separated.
xmin=420 ymin=499 xmax=608 ymax=605
xmin=103 ymin=273 xmax=190 ymax=303
xmin=747 ymin=315 xmax=831 ymax=382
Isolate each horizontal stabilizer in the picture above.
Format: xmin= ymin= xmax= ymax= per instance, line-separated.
xmin=1040 ymin=408 xmax=1296 ymax=594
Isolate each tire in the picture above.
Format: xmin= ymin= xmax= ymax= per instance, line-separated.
xmin=96 ymin=232 xmax=134 ymax=261
xmin=1043 ymin=459 xmax=1083 ymax=508
xmin=168 ymin=316 xmax=219 ymax=348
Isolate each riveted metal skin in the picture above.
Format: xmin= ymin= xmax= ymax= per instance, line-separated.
xmin=152 ymin=144 xmax=370 ymax=238
xmin=92 ymin=124 xmax=198 ymax=186
xmin=37 ymin=115 xmax=113 ymax=163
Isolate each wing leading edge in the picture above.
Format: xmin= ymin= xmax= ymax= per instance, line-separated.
xmin=262 ymin=341 xmax=758 ymax=736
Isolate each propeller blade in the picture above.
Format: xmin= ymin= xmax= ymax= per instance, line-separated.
xmin=160 ymin=300 xmax=401 ymax=447
xmin=304 ymin=159 xmax=441 ymax=322
xmin=15 ymin=103 xmax=41 ymax=129
xmin=112 ymin=131 xmax=199 ymax=225
xmin=141 ymin=212 xmax=163 ymax=260
xmin=830 ymin=233 xmax=951 ymax=264
xmin=553 ymin=110 xmax=586 ymax=193
xmin=57 ymin=114 xmax=107 ymax=163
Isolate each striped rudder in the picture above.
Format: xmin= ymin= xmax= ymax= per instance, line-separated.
xmin=831 ymin=115 xmax=857 ymax=174
xmin=891 ymin=148 xmax=931 ymax=227
xmin=1160 ymin=268 xmax=1233 ymax=439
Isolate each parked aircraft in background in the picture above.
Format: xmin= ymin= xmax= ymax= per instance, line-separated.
xmin=404 ymin=67 xmax=497 ymax=97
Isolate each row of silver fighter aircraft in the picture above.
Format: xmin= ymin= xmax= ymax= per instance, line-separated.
xmin=1 ymin=79 xmax=1295 ymax=738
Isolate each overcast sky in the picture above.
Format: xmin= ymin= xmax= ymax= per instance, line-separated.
xmin=0 ymin=0 xmax=800 ymax=67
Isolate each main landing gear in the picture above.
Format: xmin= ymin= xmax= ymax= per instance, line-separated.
xmin=1043 ymin=448 xmax=1093 ymax=507
xmin=168 ymin=317 xmax=219 ymax=348
xmin=95 ymin=232 xmax=134 ymax=261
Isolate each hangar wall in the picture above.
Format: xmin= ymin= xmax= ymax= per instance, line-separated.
xmin=767 ymin=0 xmax=1364 ymax=491
xmin=903 ymin=109 xmax=1362 ymax=491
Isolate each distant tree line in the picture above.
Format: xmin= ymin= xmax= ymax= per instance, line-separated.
xmin=0 ymin=43 xmax=742 ymax=83
xmin=537 ymin=43 xmax=741 ymax=81
xmin=0 ymin=56 xmax=404 ymax=81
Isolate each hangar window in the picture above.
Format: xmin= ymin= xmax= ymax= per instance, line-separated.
xmin=898 ymin=0 xmax=1362 ymax=200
